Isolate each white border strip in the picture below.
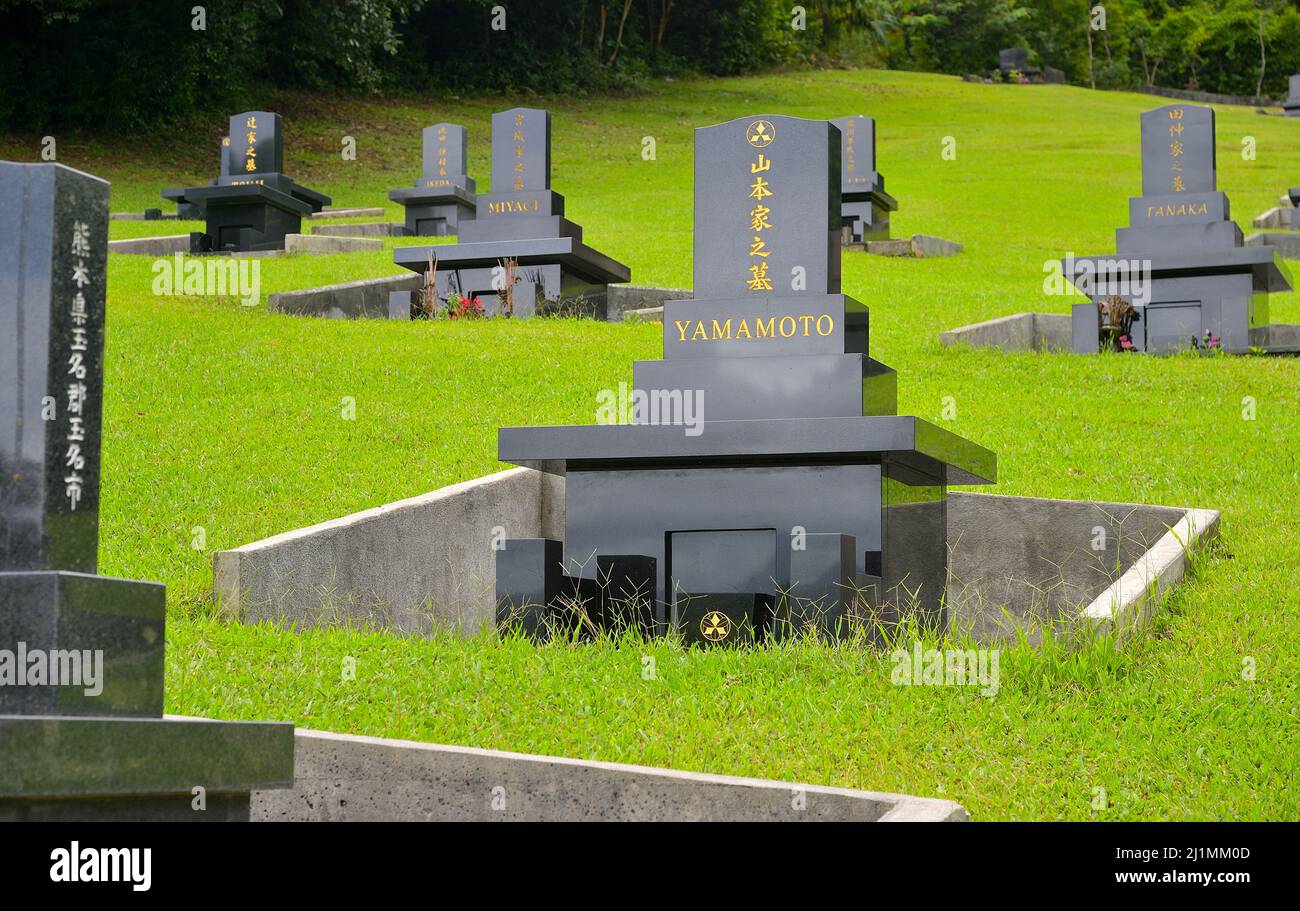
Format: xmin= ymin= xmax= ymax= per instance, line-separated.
xmin=1081 ymin=507 xmax=1220 ymax=632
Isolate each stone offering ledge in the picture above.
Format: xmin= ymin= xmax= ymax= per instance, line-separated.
xmin=942 ymin=312 xmax=1300 ymax=355
xmin=213 ymin=468 xmax=1218 ymax=648
xmin=268 ymin=276 xmax=688 ymax=321
xmin=107 ymin=233 xmax=382 ymax=257
xmin=846 ymin=234 xmax=963 ymax=258
xmin=307 ymin=206 xmax=385 ymax=219
xmin=251 ymin=728 xmax=967 ymax=822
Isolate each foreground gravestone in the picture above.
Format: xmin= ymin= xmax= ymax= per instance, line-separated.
xmin=1284 ymin=75 xmax=1300 ymax=117
xmin=493 ymin=116 xmax=996 ymax=645
xmin=174 ymin=111 xmax=332 ymax=253
xmin=0 ymin=161 xmax=292 ymax=819
xmin=387 ymin=123 xmax=477 ymax=236
xmin=391 ymin=107 xmax=630 ymax=318
xmin=1065 ymin=104 xmax=1292 ymax=354
xmin=832 ymin=115 xmax=897 ymax=243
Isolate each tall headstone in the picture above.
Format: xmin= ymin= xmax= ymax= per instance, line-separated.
xmin=831 ymin=115 xmax=897 ymax=243
xmin=1065 ymin=104 xmax=1291 ymax=354
xmin=392 ymin=108 xmax=629 ymax=318
xmin=0 ymin=161 xmax=292 ymax=819
xmin=491 ymin=107 xmax=550 ymax=192
xmin=493 ymin=116 xmax=996 ymax=645
xmin=174 ymin=110 xmax=332 ymax=253
xmin=387 ymin=122 xmax=477 ymax=236
xmin=223 ymin=110 xmax=283 ymax=180
xmin=1 ymin=165 xmax=109 ymax=576
xmin=1139 ymin=104 xmax=1214 ymax=196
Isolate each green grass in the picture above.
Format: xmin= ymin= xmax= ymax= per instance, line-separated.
xmin=4 ymin=70 xmax=1297 ymax=820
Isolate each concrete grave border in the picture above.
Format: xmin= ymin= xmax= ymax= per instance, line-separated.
xmin=941 ymin=311 xmax=1300 ymax=354
xmin=268 ymin=276 xmax=691 ymax=322
xmin=845 ymin=234 xmax=964 ymax=258
xmin=107 ymin=233 xmax=381 ymax=257
xmin=214 ymin=469 xmax=1219 ymax=645
xmin=250 ymin=727 xmax=967 ymax=822
xmin=940 ymin=312 xmax=1071 ymax=352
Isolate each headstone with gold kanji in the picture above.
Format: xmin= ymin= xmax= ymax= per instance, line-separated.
xmin=223 ymin=111 xmax=283 ymax=181
xmin=1140 ymin=104 xmax=1214 ymax=197
xmin=1064 ymin=103 xmax=1292 ymax=355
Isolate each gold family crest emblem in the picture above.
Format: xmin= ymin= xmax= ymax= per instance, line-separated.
xmin=746 ymin=120 xmax=775 ymax=148
xmin=700 ymin=610 xmax=732 ymax=642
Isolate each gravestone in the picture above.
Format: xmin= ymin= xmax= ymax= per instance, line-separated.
xmin=493 ymin=116 xmax=996 ymax=645
xmin=1065 ymin=104 xmax=1291 ymax=354
xmin=999 ymin=47 xmax=1040 ymax=80
xmin=174 ymin=111 xmax=332 ymax=253
xmin=387 ymin=122 xmax=477 ymax=236
xmin=831 ymin=115 xmax=897 ymax=243
xmin=392 ymin=107 xmax=629 ymax=318
xmin=0 ymin=160 xmax=292 ymax=819
xmin=1284 ymin=74 xmax=1300 ymax=117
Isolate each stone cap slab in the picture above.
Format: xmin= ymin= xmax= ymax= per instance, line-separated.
xmin=394 ymin=236 xmax=630 ymax=284
xmin=499 ymin=415 xmax=997 ymax=486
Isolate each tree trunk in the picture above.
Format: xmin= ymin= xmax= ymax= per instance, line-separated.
xmin=1257 ymin=12 xmax=1267 ymax=99
xmin=1086 ymin=27 xmax=1095 ymax=90
xmin=607 ymin=0 xmax=633 ymax=65
xmin=656 ymin=0 xmax=673 ymax=49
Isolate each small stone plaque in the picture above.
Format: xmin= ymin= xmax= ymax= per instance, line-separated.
xmin=692 ymin=115 xmax=840 ymax=301
xmin=491 ymin=108 xmax=550 ymax=193
xmin=1140 ymin=104 xmax=1214 ymax=197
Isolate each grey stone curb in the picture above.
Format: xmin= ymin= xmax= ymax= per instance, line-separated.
xmin=940 ymin=312 xmax=1071 ymax=351
xmin=1082 ymin=507 xmax=1220 ymax=634
xmin=251 ymin=727 xmax=967 ymax=822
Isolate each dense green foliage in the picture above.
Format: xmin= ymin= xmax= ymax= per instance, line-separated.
xmin=3 ymin=1 xmax=1300 ymax=131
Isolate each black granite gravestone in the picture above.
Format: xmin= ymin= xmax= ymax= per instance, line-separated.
xmin=391 ymin=107 xmax=630 ymax=318
xmin=493 ymin=116 xmax=996 ymax=646
xmin=832 ymin=115 xmax=897 ymax=243
xmin=999 ymin=47 xmax=1039 ymax=80
xmin=0 ymin=161 xmax=292 ymax=819
xmin=1066 ymin=104 xmax=1291 ymax=354
xmin=387 ymin=123 xmax=477 ymax=236
xmin=1284 ymin=75 xmax=1300 ymax=117
xmin=176 ymin=111 xmax=332 ymax=253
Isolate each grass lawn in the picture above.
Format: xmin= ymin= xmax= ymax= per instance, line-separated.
xmin=4 ymin=69 xmax=1296 ymax=820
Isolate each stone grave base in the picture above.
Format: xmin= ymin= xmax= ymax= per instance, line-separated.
xmin=1246 ymin=230 xmax=1300 ymax=259
xmin=108 ymin=233 xmax=381 ymax=257
xmin=846 ymin=234 xmax=963 ymax=258
xmin=213 ymin=467 xmax=1219 ymax=645
xmin=252 ymin=728 xmax=965 ymax=822
xmin=312 ymin=222 xmax=404 ymax=238
xmin=307 ymin=206 xmax=385 ymax=219
xmin=268 ymin=276 xmax=691 ymax=322
xmin=0 ymin=714 xmax=294 ymax=821
xmin=943 ymin=312 xmax=1300 ymax=355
